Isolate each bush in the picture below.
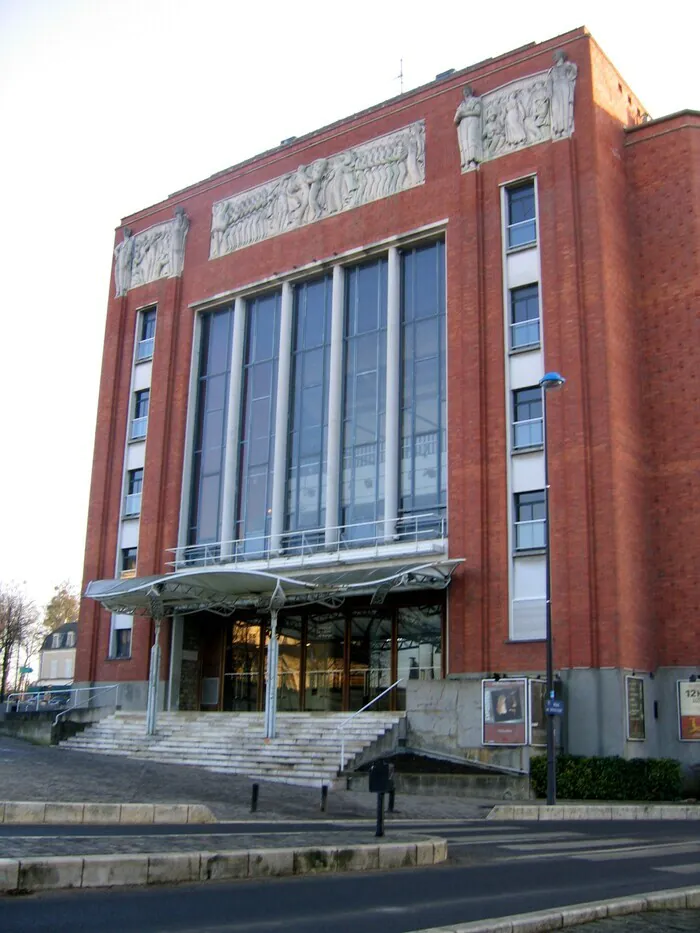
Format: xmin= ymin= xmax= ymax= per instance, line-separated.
xmin=530 ymin=754 xmax=683 ymax=801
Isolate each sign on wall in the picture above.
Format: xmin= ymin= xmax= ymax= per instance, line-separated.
xmin=482 ymin=678 xmax=527 ymax=746
xmin=678 ymin=681 xmax=700 ymax=741
xmin=625 ymin=675 xmax=646 ymax=741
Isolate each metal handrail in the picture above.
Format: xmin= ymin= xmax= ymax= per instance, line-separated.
xmin=4 ymin=684 xmax=121 ymax=725
xmin=53 ymin=684 xmax=122 ymax=728
xmin=337 ymin=678 xmax=403 ymax=774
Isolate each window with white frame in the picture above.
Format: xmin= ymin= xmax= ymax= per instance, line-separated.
xmin=64 ymin=658 xmax=73 ymax=678
xmin=136 ymin=307 xmax=156 ymax=361
xmin=515 ymin=490 xmax=546 ymax=550
xmin=50 ymin=659 xmax=59 ymax=679
xmin=124 ymin=469 xmax=143 ymax=516
xmin=510 ymin=284 xmax=540 ymax=351
xmin=120 ymin=546 xmax=138 ymax=575
xmin=506 ymin=181 xmax=536 ymax=249
xmin=65 ymin=631 xmax=76 ymax=648
xmin=110 ymin=615 xmax=132 ymax=659
xmin=131 ymin=389 xmax=150 ymax=440
xmin=51 ymin=633 xmax=61 ymax=648
xmin=513 ymin=387 xmax=543 ymax=450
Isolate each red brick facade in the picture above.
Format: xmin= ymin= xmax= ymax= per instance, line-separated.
xmin=76 ymin=28 xmax=699 ymax=704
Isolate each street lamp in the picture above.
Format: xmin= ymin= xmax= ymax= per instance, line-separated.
xmin=539 ymin=371 xmax=566 ymax=806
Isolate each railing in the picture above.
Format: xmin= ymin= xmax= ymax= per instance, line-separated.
xmin=510 ymin=319 xmax=540 ymax=350
xmin=169 ymin=512 xmax=447 ymax=569
xmin=515 ymin=518 xmax=546 ymax=550
xmin=136 ymin=337 xmax=154 ymax=361
xmin=337 ymin=678 xmax=403 ymax=774
xmin=507 ymin=217 xmax=537 ymax=249
xmin=123 ymin=492 xmax=141 ymax=516
xmin=513 ymin=417 xmax=543 ymax=450
xmin=4 ymin=684 xmax=122 ymax=725
xmin=130 ymin=416 xmax=148 ymax=440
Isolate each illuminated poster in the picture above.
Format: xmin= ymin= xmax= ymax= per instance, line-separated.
xmin=678 ymin=681 xmax=700 ymax=741
xmin=482 ymin=678 xmax=527 ymax=746
xmin=625 ymin=675 xmax=646 ymax=741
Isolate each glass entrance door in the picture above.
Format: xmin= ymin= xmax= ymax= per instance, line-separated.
xmin=348 ymin=609 xmax=393 ymax=710
xmin=223 ymin=620 xmax=262 ymax=711
xmin=305 ymin=611 xmax=345 ymax=711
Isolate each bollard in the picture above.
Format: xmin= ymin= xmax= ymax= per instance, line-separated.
xmin=375 ymin=792 xmax=385 ymax=837
xmin=251 ymin=782 xmax=259 ymax=813
xmin=388 ymin=787 xmax=395 ymax=813
xmin=320 ymin=785 xmax=328 ymax=812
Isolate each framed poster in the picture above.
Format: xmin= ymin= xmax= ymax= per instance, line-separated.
xmin=678 ymin=681 xmax=700 ymax=741
xmin=529 ymin=680 xmax=546 ymax=746
xmin=482 ymin=678 xmax=527 ymax=746
xmin=625 ymin=675 xmax=645 ymax=741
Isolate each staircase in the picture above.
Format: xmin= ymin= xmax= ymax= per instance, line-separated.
xmin=59 ymin=711 xmax=405 ymax=787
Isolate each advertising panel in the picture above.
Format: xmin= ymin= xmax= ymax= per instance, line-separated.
xmin=482 ymin=678 xmax=527 ymax=745
xmin=678 ymin=681 xmax=700 ymax=741
xmin=625 ymin=675 xmax=646 ymax=741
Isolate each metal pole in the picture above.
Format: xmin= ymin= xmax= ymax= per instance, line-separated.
xmin=541 ymin=380 xmax=558 ymax=807
xmin=265 ymin=608 xmax=278 ymax=739
xmin=146 ymin=618 xmax=161 ymax=736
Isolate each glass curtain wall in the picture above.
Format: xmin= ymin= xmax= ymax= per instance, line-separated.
xmin=341 ymin=258 xmax=388 ymax=541
xmin=349 ymin=610 xmax=393 ymax=710
xmin=285 ymin=276 xmax=333 ymax=550
xmin=187 ymin=307 xmax=234 ymax=552
xmin=395 ymin=604 xmax=442 ymax=710
xmin=236 ymin=292 xmax=281 ymax=554
xmin=400 ymin=241 xmax=446 ymax=537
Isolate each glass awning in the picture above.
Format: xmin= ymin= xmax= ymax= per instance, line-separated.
xmin=85 ymin=559 xmax=463 ymax=616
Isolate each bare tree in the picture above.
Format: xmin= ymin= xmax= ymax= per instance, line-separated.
xmin=43 ymin=580 xmax=80 ymax=633
xmin=0 ymin=584 xmax=39 ymax=701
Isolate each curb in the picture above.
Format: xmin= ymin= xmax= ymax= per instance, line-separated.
xmin=488 ymin=804 xmax=700 ymax=821
xmin=0 ymin=837 xmax=447 ymax=894
xmin=406 ymin=886 xmax=700 ymax=932
xmin=0 ymin=802 xmax=215 ymax=825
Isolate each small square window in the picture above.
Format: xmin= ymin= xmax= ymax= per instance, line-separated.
xmin=513 ymin=387 xmax=543 ymax=450
xmin=515 ymin=490 xmax=546 ymax=550
xmin=510 ymin=285 xmax=540 ymax=350
xmin=507 ymin=182 xmax=537 ymax=249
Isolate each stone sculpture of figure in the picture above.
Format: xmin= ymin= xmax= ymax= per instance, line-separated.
xmin=482 ymin=106 xmax=505 ymax=157
xmin=170 ymin=207 xmax=189 ymax=276
xmin=504 ymin=91 xmax=527 ymax=147
xmin=405 ymin=122 xmax=425 ymax=186
xmin=454 ymin=86 xmax=483 ymax=169
xmin=304 ymin=159 xmax=327 ymax=223
xmin=114 ymin=228 xmax=134 ymax=297
xmin=549 ymin=50 xmax=578 ymax=138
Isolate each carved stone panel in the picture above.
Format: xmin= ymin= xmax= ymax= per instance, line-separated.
xmin=209 ymin=121 xmax=426 ymax=259
xmin=456 ymin=52 xmax=577 ymax=172
xmin=113 ymin=208 xmax=190 ymax=297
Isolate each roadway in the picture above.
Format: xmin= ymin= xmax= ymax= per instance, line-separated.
xmin=2 ymin=818 xmax=699 ymax=932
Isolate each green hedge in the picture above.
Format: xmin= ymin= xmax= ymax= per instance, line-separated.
xmin=530 ymin=755 xmax=683 ymax=801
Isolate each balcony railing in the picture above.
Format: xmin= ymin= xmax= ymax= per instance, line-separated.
xmin=136 ymin=337 xmax=154 ymax=361
xmin=511 ymin=319 xmax=540 ymax=350
xmin=130 ymin=416 xmax=148 ymax=440
xmin=169 ymin=512 xmax=447 ymax=570
xmin=123 ymin=493 xmax=141 ymax=517
xmin=513 ymin=417 xmax=543 ymax=450
xmin=515 ymin=518 xmax=546 ymax=551
xmin=507 ymin=218 xmax=537 ymax=249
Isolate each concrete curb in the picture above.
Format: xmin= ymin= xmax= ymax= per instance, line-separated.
xmin=488 ymin=803 xmax=700 ymax=821
xmin=0 ymin=837 xmax=447 ymax=894
xmin=406 ymin=886 xmax=700 ymax=932
xmin=0 ymin=801 xmax=215 ymax=825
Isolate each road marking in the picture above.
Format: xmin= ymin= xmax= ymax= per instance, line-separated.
xmin=654 ymin=862 xmax=700 ymax=874
xmin=503 ymin=837 xmax=640 ymax=852
xmin=446 ymin=831 xmax=583 ymax=846
xmin=573 ymin=841 xmax=700 ymax=861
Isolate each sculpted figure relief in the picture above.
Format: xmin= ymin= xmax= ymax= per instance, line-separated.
xmin=454 ymin=86 xmax=482 ymax=169
xmin=112 ymin=209 xmax=189 ymax=296
xmin=114 ymin=228 xmax=134 ymax=297
xmin=210 ymin=122 xmax=426 ymax=258
xmin=170 ymin=207 xmax=190 ymax=277
xmin=549 ymin=51 xmax=578 ymax=138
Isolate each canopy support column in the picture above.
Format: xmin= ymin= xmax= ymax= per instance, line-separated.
xmin=264 ymin=581 xmax=286 ymax=739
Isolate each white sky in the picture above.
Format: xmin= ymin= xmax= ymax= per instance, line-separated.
xmin=0 ymin=0 xmax=696 ymax=611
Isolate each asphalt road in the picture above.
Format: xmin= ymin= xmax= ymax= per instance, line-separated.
xmin=3 ymin=820 xmax=699 ymax=932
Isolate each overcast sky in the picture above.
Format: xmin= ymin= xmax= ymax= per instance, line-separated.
xmin=0 ymin=0 xmax=695 ymax=612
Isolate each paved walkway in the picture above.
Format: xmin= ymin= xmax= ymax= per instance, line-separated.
xmin=0 ymin=735 xmax=494 ymax=821
xmin=565 ymin=911 xmax=699 ymax=932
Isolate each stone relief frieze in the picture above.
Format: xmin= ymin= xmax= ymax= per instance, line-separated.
xmin=114 ymin=207 xmax=190 ymax=297
xmin=209 ymin=121 xmax=426 ymax=259
xmin=455 ymin=51 xmax=578 ymax=171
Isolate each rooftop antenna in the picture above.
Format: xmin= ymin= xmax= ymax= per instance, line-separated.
xmin=396 ymin=58 xmax=404 ymax=94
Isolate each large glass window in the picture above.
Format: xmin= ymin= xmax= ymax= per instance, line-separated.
xmin=515 ymin=490 xmax=546 ymax=550
xmin=349 ymin=610 xmax=393 ymax=711
xmin=400 ymin=241 xmax=446 ymax=537
xmin=510 ymin=284 xmax=540 ymax=350
xmin=507 ymin=181 xmax=536 ymax=249
xmin=341 ymin=258 xmax=388 ymax=541
xmin=285 ymin=276 xmax=332 ymax=549
xmin=513 ymin=387 xmax=543 ymax=450
xmin=236 ymin=292 xmax=280 ymax=553
xmin=188 ymin=307 xmax=234 ymax=548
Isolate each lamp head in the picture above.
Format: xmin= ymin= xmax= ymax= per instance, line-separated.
xmin=540 ymin=371 xmax=566 ymax=391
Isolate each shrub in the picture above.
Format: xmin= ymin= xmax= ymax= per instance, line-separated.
xmin=530 ymin=754 xmax=683 ymax=801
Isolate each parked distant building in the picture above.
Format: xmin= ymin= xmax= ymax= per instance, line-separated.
xmin=77 ymin=26 xmax=699 ymax=767
xmin=36 ymin=623 xmax=78 ymax=687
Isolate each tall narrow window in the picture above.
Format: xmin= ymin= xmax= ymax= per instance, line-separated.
xmin=514 ymin=490 xmax=546 ymax=550
xmin=341 ymin=258 xmax=388 ymax=542
xmin=285 ymin=276 xmax=332 ymax=549
xmin=400 ymin=240 xmax=446 ymax=538
xmin=510 ymin=284 xmax=540 ymax=350
xmin=136 ymin=308 xmax=156 ymax=361
xmin=236 ymin=291 xmax=280 ymax=554
xmin=131 ymin=389 xmax=150 ymax=440
xmin=507 ymin=181 xmax=536 ymax=249
xmin=124 ymin=468 xmax=143 ymax=516
xmin=513 ymin=387 xmax=543 ymax=450
xmin=188 ymin=307 xmax=234 ymax=549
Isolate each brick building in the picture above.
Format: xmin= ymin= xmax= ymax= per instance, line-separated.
xmin=77 ymin=26 xmax=700 ymax=766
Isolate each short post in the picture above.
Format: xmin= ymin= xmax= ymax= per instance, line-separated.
xmin=388 ymin=786 xmax=396 ymax=813
xmin=375 ymin=792 xmax=385 ymax=837
xmin=320 ymin=785 xmax=328 ymax=812
xmin=251 ymin=783 xmax=259 ymax=812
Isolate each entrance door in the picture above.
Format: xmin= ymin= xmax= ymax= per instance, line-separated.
xmin=223 ymin=620 xmax=263 ymax=711
xmin=348 ymin=609 xmax=393 ymax=710
xmin=305 ymin=611 xmax=345 ymax=711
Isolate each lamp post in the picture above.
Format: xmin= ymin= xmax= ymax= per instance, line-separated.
xmin=539 ymin=371 xmax=566 ymax=806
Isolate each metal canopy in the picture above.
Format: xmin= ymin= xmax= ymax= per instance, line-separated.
xmin=85 ymin=559 xmax=463 ymax=616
